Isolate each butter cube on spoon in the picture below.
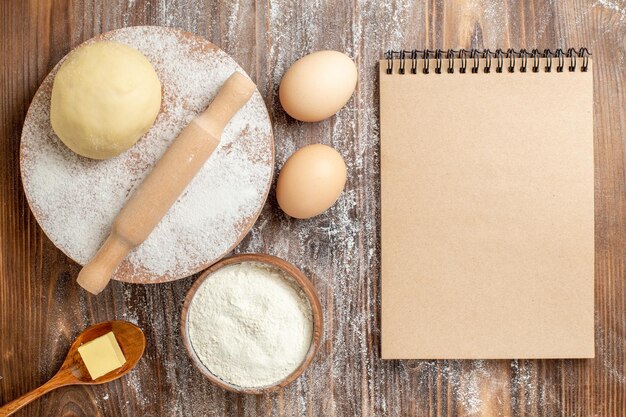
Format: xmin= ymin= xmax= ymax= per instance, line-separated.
xmin=77 ymin=331 xmax=126 ymax=380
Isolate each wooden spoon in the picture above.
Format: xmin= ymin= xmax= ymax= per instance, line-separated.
xmin=0 ymin=321 xmax=145 ymax=416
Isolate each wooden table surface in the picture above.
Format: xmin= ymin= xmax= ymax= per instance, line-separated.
xmin=1 ymin=0 xmax=625 ymax=416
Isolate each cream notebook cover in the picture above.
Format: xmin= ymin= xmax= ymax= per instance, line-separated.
xmin=380 ymin=49 xmax=594 ymax=359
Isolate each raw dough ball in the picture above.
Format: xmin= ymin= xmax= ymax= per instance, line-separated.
xmin=50 ymin=41 xmax=161 ymax=159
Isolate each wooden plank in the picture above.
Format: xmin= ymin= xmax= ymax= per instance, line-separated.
xmin=1 ymin=0 xmax=625 ymax=415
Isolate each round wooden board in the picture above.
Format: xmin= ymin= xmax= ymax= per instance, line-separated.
xmin=20 ymin=26 xmax=274 ymax=284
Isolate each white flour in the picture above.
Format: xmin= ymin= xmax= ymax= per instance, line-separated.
xmin=187 ymin=262 xmax=313 ymax=388
xmin=20 ymin=27 xmax=274 ymax=282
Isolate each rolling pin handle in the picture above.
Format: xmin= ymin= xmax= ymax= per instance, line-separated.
xmin=77 ymin=234 xmax=132 ymax=295
xmin=195 ymin=72 xmax=257 ymax=136
xmin=76 ymin=71 xmax=256 ymax=295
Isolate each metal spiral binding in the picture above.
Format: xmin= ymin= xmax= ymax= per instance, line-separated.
xmin=385 ymin=48 xmax=590 ymax=74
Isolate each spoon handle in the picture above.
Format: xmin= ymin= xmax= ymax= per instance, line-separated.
xmin=0 ymin=373 xmax=70 ymax=416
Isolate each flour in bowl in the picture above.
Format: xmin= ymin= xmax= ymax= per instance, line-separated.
xmin=187 ymin=262 xmax=313 ymax=388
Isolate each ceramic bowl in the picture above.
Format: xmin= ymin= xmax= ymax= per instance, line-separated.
xmin=180 ymin=253 xmax=323 ymax=394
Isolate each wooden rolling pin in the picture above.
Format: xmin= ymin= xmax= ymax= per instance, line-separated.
xmin=77 ymin=72 xmax=256 ymax=295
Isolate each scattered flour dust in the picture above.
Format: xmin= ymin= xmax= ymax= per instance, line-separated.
xmin=187 ymin=262 xmax=313 ymax=388
xmin=20 ymin=27 xmax=273 ymax=281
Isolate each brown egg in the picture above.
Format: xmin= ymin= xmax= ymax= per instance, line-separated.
xmin=279 ymin=51 xmax=357 ymax=122
xmin=276 ymin=144 xmax=347 ymax=219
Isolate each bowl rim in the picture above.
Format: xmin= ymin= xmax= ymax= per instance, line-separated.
xmin=180 ymin=253 xmax=323 ymax=395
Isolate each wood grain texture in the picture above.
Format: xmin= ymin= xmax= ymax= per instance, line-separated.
xmin=1 ymin=0 xmax=625 ymax=415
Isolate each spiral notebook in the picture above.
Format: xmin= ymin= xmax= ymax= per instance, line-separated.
xmin=380 ymin=49 xmax=594 ymax=359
